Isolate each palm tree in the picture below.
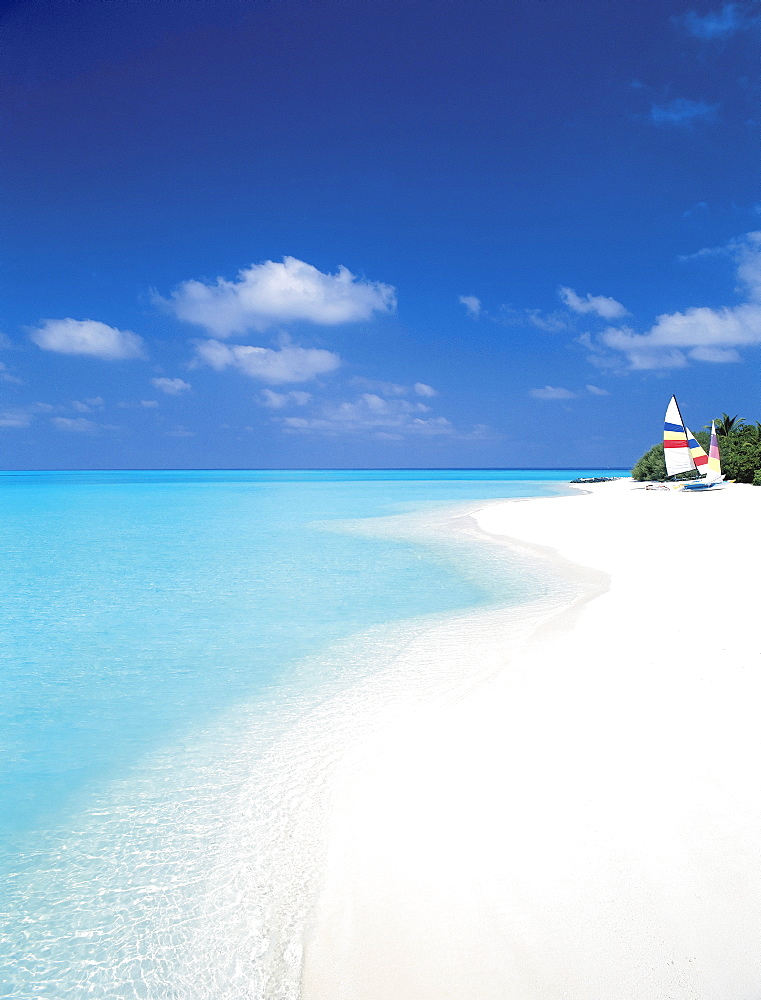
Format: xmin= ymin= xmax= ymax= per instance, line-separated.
xmin=715 ymin=413 xmax=745 ymax=436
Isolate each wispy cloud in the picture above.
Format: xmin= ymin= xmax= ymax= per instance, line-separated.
xmin=598 ymin=231 xmax=761 ymax=369
xmin=649 ymin=98 xmax=718 ymax=127
xmin=458 ymin=295 xmax=482 ymax=319
xmin=529 ymin=386 xmax=576 ymax=400
xmin=0 ymin=409 xmax=33 ymax=428
xmin=155 ymin=257 xmax=396 ymax=338
xmin=500 ymin=305 xmax=570 ymax=332
xmin=259 ymin=389 xmax=313 ymax=409
xmin=586 ymin=384 xmax=609 ymax=396
xmin=414 ymin=382 xmax=437 ymax=397
xmin=558 ymin=286 xmax=628 ymax=320
xmin=349 ymin=377 xmax=438 ymax=398
xmin=281 ymin=392 xmax=454 ymax=438
xmin=30 ymin=319 xmax=145 ymax=360
xmin=151 ymin=377 xmax=191 ymax=395
xmin=270 ymin=384 xmax=472 ymax=439
xmin=194 ymin=338 xmax=340 ymax=384
xmin=0 ymin=361 xmax=24 ymax=384
xmin=71 ymin=397 xmax=104 ymax=413
xmin=51 ymin=416 xmax=102 ymax=433
xmin=681 ymin=3 xmax=749 ymax=39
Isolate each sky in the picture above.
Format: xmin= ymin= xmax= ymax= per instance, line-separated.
xmin=1 ymin=0 xmax=759 ymax=469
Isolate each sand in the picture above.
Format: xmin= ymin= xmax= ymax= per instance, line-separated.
xmin=301 ymin=480 xmax=761 ymax=1000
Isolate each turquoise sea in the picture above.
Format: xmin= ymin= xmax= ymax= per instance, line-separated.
xmin=0 ymin=468 xmax=625 ymax=998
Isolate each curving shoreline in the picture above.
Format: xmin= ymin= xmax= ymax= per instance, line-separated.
xmin=301 ymin=479 xmax=761 ymax=999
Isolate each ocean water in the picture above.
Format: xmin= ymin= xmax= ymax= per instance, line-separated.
xmin=0 ymin=468 xmax=624 ymax=998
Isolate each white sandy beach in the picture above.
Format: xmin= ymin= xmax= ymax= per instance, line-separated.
xmin=302 ymin=480 xmax=761 ymax=1000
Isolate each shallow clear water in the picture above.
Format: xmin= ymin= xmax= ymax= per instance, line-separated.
xmin=0 ymin=468 xmax=624 ymax=998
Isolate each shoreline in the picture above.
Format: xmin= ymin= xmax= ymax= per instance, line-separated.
xmin=301 ymin=479 xmax=761 ymax=999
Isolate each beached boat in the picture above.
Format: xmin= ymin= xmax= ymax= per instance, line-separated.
xmin=682 ymin=420 xmax=724 ymax=491
xmin=663 ymin=397 xmax=724 ymax=491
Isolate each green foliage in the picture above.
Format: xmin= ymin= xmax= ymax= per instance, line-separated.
xmin=631 ymin=443 xmax=667 ymax=481
xmin=715 ymin=413 xmax=745 ymax=436
xmin=721 ymin=424 xmax=761 ymax=482
xmin=632 ymin=421 xmax=761 ymax=484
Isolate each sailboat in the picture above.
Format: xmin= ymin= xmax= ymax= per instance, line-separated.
xmin=682 ymin=420 xmax=725 ymax=490
xmin=663 ymin=396 xmax=724 ymax=490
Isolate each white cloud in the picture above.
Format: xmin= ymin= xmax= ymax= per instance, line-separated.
xmin=279 ymin=392 xmax=454 ymax=438
xmin=71 ymin=398 xmax=105 ymax=413
xmin=459 ymin=295 xmax=482 ymax=319
xmin=141 ymin=400 xmax=160 ymax=408
xmin=259 ymin=389 xmax=312 ymax=409
xmin=156 ymin=256 xmax=396 ymax=337
xmin=51 ymin=416 xmax=99 ymax=433
xmin=151 ymin=377 xmax=191 ymax=395
xmin=586 ymin=384 xmax=609 ymax=396
xmin=194 ymin=339 xmax=340 ymax=384
xmin=349 ymin=377 xmax=407 ymax=395
xmin=349 ymin=378 xmax=438 ymax=398
xmin=649 ymin=98 xmax=718 ymax=127
xmin=500 ymin=305 xmax=569 ymax=332
xmin=530 ymin=386 xmax=576 ymax=400
xmin=0 ymin=410 xmax=32 ymax=427
xmin=594 ymin=232 xmax=761 ymax=369
xmin=682 ymin=4 xmax=746 ymax=39
xmin=0 ymin=361 xmax=23 ymax=384
xmin=30 ymin=318 xmax=144 ymax=360
xmin=688 ymin=346 xmax=742 ymax=362
xmin=0 ymin=402 xmax=57 ymax=428
xmin=414 ymin=382 xmax=437 ymax=397
xmin=558 ymin=286 xmax=628 ymax=320
xmin=165 ymin=425 xmax=195 ymax=437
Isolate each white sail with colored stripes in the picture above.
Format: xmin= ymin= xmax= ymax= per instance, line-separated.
xmin=663 ymin=396 xmax=695 ymax=477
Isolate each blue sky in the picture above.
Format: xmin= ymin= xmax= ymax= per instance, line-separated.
xmin=2 ymin=0 xmax=759 ymax=469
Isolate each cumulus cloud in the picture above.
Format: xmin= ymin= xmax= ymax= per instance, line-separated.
xmin=30 ymin=318 xmax=144 ymax=360
xmin=459 ymin=295 xmax=482 ymax=319
xmin=156 ymin=257 xmax=396 ymax=337
xmin=597 ymin=232 xmax=761 ymax=369
xmin=649 ymin=98 xmax=718 ymax=127
xmin=682 ymin=4 xmax=746 ymax=39
xmin=151 ymin=377 xmax=191 ymax=395
xmin=530 ymin=386 xmax=576 ymax=400
xmin=259 ymin=389 xmax=312 ymax=409
xmin=558 ymin=286 xmax=628 ymax=320
xmin=194 ymin=339 xmax=340 ymax=384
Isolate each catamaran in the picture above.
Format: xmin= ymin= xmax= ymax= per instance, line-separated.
xmin=663 ymin=396 xmax=724 ymax=490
